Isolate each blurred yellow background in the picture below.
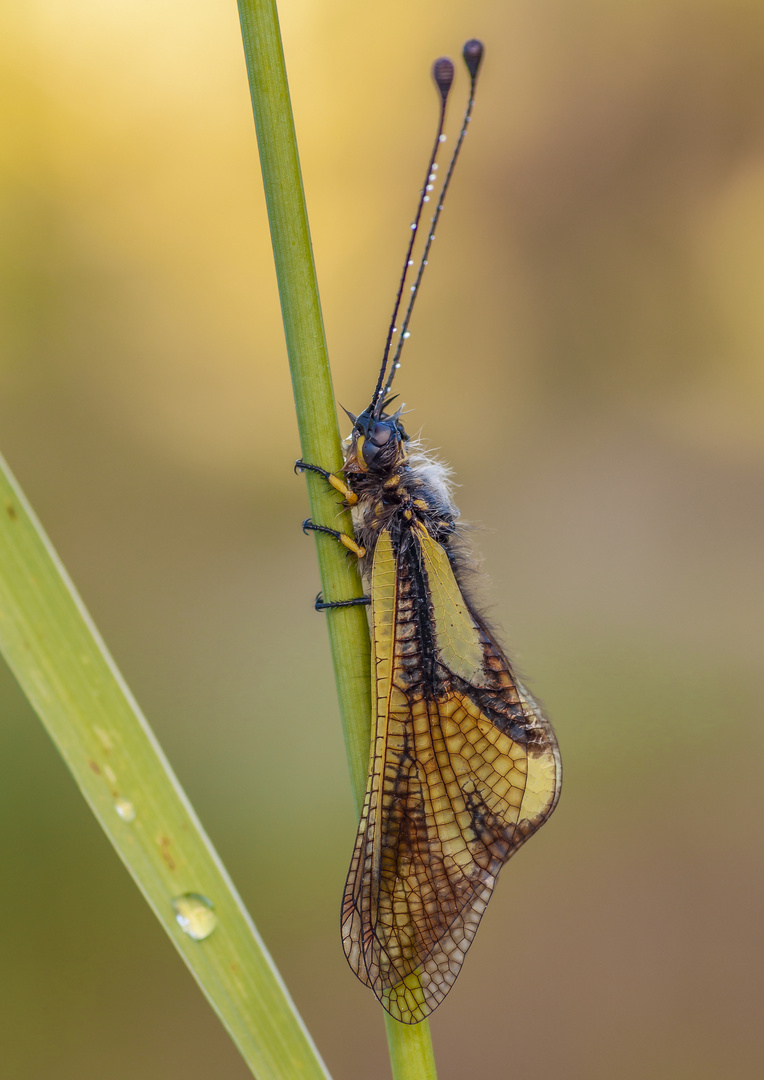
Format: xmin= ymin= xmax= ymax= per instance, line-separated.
xmin=1 ymin=1 xmax=763 ymax=1078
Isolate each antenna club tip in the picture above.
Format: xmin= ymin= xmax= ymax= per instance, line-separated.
xmin=432 ymin=57 xmax=455 ymax=102
xmin=462 ymin=39 xmax=484 ymax=79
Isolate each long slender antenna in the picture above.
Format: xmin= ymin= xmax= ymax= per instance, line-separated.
xmin=369 ymin=57 xmax=455 ymax=419
xmin=379 ymin=39 xmax=484 ymax=408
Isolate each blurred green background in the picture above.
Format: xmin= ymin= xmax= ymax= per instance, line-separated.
xmin=1 ymin=1 xmax=763 ymax=1078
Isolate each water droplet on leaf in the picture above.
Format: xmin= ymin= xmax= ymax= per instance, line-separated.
xmin=172 ymin=894 xmax=218 ymax=941
xmin=114 ymin=798 xmax=135 ymax=822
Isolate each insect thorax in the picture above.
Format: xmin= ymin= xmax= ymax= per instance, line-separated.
xmin=346 ymin=445 xmax=460 ymax=570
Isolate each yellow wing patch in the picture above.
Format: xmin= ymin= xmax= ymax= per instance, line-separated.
xmin=416 ymin=523 xmax=485 ymax=684
xmin=341 ymin=526 xmax=561 ymax=1024
xmin=369 ymin=528 xmax=397 ymax=717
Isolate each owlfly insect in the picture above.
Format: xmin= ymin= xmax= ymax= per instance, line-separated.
xmin=297 ymin=40 xmax=561 ymax=1024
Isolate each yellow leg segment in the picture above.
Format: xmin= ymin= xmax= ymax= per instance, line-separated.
xmin=301 ymin=519 xmax=366 ymax=559
xmin=294 ymin=459 xmax=358 ymax=506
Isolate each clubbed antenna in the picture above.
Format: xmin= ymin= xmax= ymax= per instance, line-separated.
xmin=379 ymin=39 xmax=484 ymax=407
xmin=369 ymin=57 xmax=456 ymax=418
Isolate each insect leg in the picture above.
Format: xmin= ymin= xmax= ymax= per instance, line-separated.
xmin=302 ymin=519 xmax=366 ymax=558
xmin=296 ymin=463 xmax=369 ymax=608
xmin=301 ymin=522 xmax=370 ymax=609
xmin=294 ymin=460 xmax=358 ymax=505
xmin=314 ymin=592 xmax=370 ymax=611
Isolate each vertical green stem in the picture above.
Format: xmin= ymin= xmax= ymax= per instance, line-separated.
xmin=384 ymin=1015 xmax=438 ymax=1080
xmin=235 ymin=2 xmax=437 ymax=1077
xmin=236 ymin=0 xmax=370 ymax=802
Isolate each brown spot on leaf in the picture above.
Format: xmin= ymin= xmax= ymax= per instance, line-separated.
xmin=158 ymin=835 xmax=176 ymax=870
xmin=88 ymin=760 xmax=101 ymax=775
xmin=6 ymin=504 xmax=17 ymax=521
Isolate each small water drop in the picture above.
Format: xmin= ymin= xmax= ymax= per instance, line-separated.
xmin=172 ymin=894 xmax=218 ymax=941
xmin=432 ymin=163 xmax=439 ymax=170
xmin=114 ymin=797 xmax=135 ymax=823
xmin=438 ymin=134 xmax=447 ymax=143
xmin=402 ymin=331 xmax=411 ymax=339
xmin=410 ymin=285 xmax=416 ymax=292
xmin=407 ymin=259 xmax=414 ymax=266
xmin=394 ymin=362 xmax=402 ymax=369
xmin=426 ymin=184 xmax=434 ymax=192
xmin=423 ymin=196 xmax=430 ymax=203
xmin=410 ymin=223 xmax=417 ymax=231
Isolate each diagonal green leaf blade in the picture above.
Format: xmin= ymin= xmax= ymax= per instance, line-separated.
xmin=0 ymin=453 xmax=331 ymax=1080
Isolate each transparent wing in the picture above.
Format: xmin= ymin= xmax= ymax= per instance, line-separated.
xmin=341 ymin=527 xmax=561 ymax=1023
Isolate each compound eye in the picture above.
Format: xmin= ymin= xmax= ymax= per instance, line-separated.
xmin=369 ymin=423 xmax=392 ymax=447
xmin=355 ymin=420 xmax=397 ymax=469
xmin=358 ymin=439 xmax=380 ymax=465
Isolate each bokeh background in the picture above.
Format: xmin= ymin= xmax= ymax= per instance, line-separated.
xmin=2 ymin=1 xmax=763 ymax=1078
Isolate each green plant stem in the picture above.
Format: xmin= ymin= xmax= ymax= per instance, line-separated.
xmin=385 ymin=1015 xmax=438 ymax=1079
xmin=235 ymin=2 xmax=437 ymax=1077
xmin=0 ymin=455 xmax=330 ymax=1080
xmin=236 ymin=0 xmax=370 ymax=798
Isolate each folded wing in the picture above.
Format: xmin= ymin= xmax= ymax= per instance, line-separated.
xmin=341 ymin=526 xmax=560 ymax=1023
